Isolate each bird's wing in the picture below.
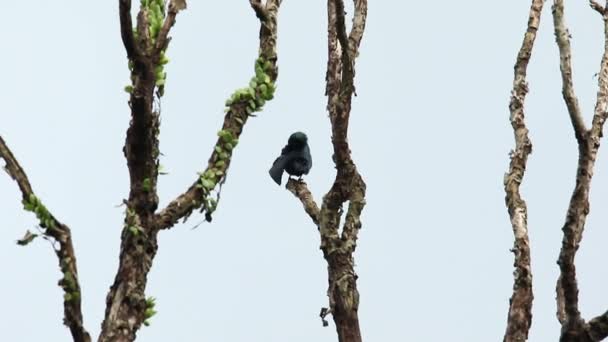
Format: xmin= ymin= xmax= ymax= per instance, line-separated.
xmin=269 ymin=155 xmax=286 ymax=185
xmin=281 ymin=143 xmax=297 ymax=155
xmin=290 ymin=156 xmax=311 ymax=175
xmin=304 ymin=145 xmax=312 ymax=171
xmin=290 ymin=146 xmax=312 ymax=174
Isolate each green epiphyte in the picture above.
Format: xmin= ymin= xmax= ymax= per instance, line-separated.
xmin=129 ymin=225 xmax=140 ymax=236
xmin=142 ymin=178 xmax=152 ymax=192
xmin=256 ymin=97 xmax=266 ymax=108
xmin=200 ymin=178 xmax=215 ymax=190
xmin=160 ymin=51 xmax=169 ymax=65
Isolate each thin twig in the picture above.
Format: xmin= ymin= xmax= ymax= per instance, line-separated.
xmin=0 ymin=136 xmax=32 ymax=195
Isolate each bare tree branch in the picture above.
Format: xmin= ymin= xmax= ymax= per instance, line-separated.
xmin=502 ymin=1 xmax=544 ymax=341
xmin=587 ymin=311 xmax=608 ymax=341
xmin=333 ymin=0 xmax=350 ymax=68
xmin=557 ymin=282 xmax=567 ymax=325
xmin=0 ymin=136 xmax=91 ymax=342
xmin=119 ymin=0 xmax=141 ymax=60
xmin=155 ymin=0 xmax=282 ymax=230
xmin=286 ymin=179 xmax=320 ymax=226
xmin=155 ymin=0 xmax=187 ymax=54
xmin=590 ymin=0 xmax=605 ymax=15
xmin=249 ymin=0 xmax=268 ymax=22
xmin=553 ymin=0 xmax=587 ymax=143
xmin=552 ymin=0 xmax=587 ymax=141
xmin=0 ymin=136 xmax=32 ymax=195
xmin=285 ymin=0 xmax=368 ymax=341
xmin=554 ymin=1 xmax=608 ymax=340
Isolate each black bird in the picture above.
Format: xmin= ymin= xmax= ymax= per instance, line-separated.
xmin=269 ymin=132 xmax=312 ymax=185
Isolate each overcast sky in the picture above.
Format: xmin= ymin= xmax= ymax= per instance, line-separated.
xmin=2 ymin=1 xmax=608 ymax=341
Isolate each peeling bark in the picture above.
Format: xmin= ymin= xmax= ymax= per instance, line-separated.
xmin=287 ymin=1 xmax=367 ymax=341
xmin=504 ymin=1 xmax=608 ymax=341
xmin=552 ymin=1 xmax=608 ymax=340
xmin=503 ymin=2 xmax=543 ymax=341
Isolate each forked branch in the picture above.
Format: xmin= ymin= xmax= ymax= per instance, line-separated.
xmin=286 ymin=1 xmax=367 ymax=341
xmin=552 ymin=0 xmax=608 ymax=339
xmin=155 ymin=0 xmax=282 ymax=229
xmin=101 ymin=2 xmax=282 ymax=340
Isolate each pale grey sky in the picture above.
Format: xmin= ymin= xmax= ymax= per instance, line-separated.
xmin=2 ymin=1 xmax=608 ymax=341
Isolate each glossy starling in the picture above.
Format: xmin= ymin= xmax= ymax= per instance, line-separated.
xmin=269 ymin=132 xmax=312 ymax=185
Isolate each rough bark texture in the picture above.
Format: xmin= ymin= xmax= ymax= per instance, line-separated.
xmin=98 ymin=1 xmax=283 ymax=341
xmin=3 ymin=2 xmax=282 ymax=341
xmin=0 ymin=137 xmax=91 ymax=342
xmin=503 ymin=2 xmax=544 ymax=341
xmin=287 ymin=1 xmax=367 ymax=342
xmin=504 ymin=1 xmax=608 ymax=341
xmin=552 ymin=1 xmax=608 ymax=341
xmin=98 ymin=2 xmax=184 ymax=341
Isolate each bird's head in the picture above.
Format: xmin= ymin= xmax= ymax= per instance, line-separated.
xmin=288 ymin=131 xmax=308 ymax=146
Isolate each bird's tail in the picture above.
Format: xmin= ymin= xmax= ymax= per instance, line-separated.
xmin=269 ymin=157 xmax=286 ymax=185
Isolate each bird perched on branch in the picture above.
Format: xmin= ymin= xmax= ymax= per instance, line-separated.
xmin=269 ymin=132 xmax=312 ymax=185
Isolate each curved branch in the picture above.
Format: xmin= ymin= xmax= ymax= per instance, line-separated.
xmin=502 ymin=1 xmax=544 ymax=341
xmin=155 ymin=0 xmax=283 ymax=230
xmin=0 ymin=136 xmax=90 ymax=342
